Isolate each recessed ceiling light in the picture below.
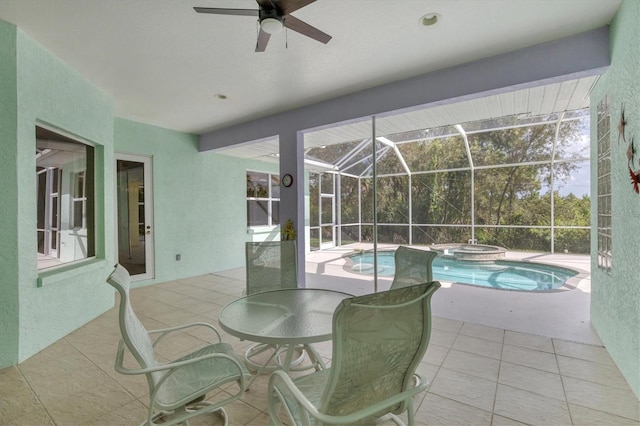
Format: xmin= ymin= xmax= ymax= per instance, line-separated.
xmin=215 ymin=93 xmax=228 ymax=100
xmin=419 ymin=13 xmax=440 ymax=27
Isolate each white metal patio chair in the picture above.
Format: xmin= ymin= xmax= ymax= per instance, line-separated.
xmin=244 ymin=241 xmax=308 ymax=372
xmin=246 ymin=240 xmax=298 ymax=294
xmin=268 ymin=281 xmax=441 ymax=426
xmin=106 ymin=264 xmax=249 ymax=426
xmin=390 ymin=246 xmax=438 ymax=290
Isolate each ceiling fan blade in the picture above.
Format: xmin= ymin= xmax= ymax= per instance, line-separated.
xmin=283 ymin=15 xmax=331 ymax=44
xmin=255 ymin=28 xmax=271 ymax=52
xmin=278 ymin=0 xmax=316 ymax=15
xmin=256 ymin=0 xmax=277 ymax=10
xmin=193 ymin=7 xmax=258 ymax=17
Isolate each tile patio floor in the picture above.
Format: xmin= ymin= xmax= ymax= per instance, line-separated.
xmin=2 ymin=248 xmax=639 ymax=425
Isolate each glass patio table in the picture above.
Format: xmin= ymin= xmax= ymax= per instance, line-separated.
xmin=218 ymin=288 xmax=352 ymax=382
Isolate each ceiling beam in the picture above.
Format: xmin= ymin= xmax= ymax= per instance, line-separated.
xmin=199 ymin=26 xmax=610 ymax=152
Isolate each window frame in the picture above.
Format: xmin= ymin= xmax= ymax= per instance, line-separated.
xmin=246 ymin=170 xmax=280 ymax=228
xmin=72 ymin=170 xmax=87 ymax=229
xmin=596 ymin=96 xmax=612 ymax=273
xmin=36 ymin=126 xmax=96 ymax=271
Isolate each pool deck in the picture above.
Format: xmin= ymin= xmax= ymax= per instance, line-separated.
xmin=219 ymin=243 xmax=598 ymax=345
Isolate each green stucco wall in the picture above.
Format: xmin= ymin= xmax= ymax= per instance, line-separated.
xmin=590 ymin=0 xmax=640 ymax=399
xmin=0 ymin=20 xmax=19 ymax=367
xmin=1 ymin=23 xmax=116 ymax=365
xmin=114 ymin=119 xmax=264 ymax=285
xmin=0 ymin=19 xmax=272 ymax=367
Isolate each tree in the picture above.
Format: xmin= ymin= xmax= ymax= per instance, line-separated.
xmin=308 ymin=113 xmax=590 ymax=253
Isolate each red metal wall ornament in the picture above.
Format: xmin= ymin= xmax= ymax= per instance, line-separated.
xmin=621 ymin=105 xmax=640 ymax=194
xmin=628 ymin=164 xmax=640 ymax=194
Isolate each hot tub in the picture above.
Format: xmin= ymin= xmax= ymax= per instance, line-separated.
xmin=430 ymin=243 xmax=506 ymax=262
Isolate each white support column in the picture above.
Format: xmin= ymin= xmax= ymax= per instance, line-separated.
xmin=408 ymin=173 xmax=412 ymax=245
xmin=550 ymin=112 xmax=565 ymax=254
xmin=336 ymin=173 xmax=341 ymax=246
xmin=372 ymin=117 xmax=378 ymax=293
xmin=456 ymin=124 xmax=475 ymax=243
xmin=279 ymin=131 xmax=306 ymax=287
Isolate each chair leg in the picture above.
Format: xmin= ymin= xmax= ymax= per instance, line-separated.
xmin=145 ymin=403 xmax=228 ymax=426
xmin=406 ymin=399 xmax=415 ymax=426
xmin=243 ymin=347 xmax=282 ymax=390
xmin=267 ymin=390 xmax=286 ymax=426
xmin=268 ymin=402 xmax=283 ymax=426
xmin=372 ymin=413 xmax=408 ymax=426
xmin=146 ymin=410 xmax=173 ymax=426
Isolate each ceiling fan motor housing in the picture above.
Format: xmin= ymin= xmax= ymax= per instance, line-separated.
xmin=259 ymin=8 xmax=282 ymax=22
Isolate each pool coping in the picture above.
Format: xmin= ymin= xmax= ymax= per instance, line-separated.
xmin=341 ymin=249 xmax=590 ymax=293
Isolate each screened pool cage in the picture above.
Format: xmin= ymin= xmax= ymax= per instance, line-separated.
xmin=305 ymin=108 xmax=591 ymax=254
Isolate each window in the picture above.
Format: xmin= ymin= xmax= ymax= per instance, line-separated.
xmin=246 ymin=171 xmax=280 ymax=227
xmin=596 ymin=96 xmax=612 ymax=273
xmin=72 ymin=171 xmax=86 ymax=228
xmin=36 ymin=126 xmax=95 ymax=270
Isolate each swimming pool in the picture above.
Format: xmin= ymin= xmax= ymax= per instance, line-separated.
xmin=348 ymin=250 xmax=579 ymax=291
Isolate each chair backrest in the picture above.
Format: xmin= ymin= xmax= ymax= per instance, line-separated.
xmin=245 ymin=241 xmax=298 ymax=295
xmin=106 ymin=264 xmax=161 ymax=384
xmin=320 ymin=281 xmax=440 ymax=418
xmin=391 ymin=246 xmax=438 ymax=289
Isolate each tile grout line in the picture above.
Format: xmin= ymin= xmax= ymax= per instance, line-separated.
xmin=552 ymin=338 xmax=577 ymax=425
xmin=413 ymin=319 xmax=459 ymax=414
xmin=14 ymin=365 xmax=57 ymax=426
xmin=489 ymin=327 xmax=506 ymax=425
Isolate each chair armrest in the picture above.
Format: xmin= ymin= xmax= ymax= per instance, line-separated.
xmin=154 ymin=352 xmax=247 ymax=397
xmin=268 ymin=370 xmax=428 ymax=425
xmin=147 ymin=322 xmax=222 ymax=346
xmin=268 ymin=370 xmax=322 ymax=424
xmin=114 ymin=340 xmax=245 ymax=384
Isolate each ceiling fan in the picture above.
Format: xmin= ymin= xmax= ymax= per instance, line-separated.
xmin=194 ymin=0 xmax=332 ymax=52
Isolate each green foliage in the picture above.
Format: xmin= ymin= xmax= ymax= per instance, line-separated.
xmin=313 ymin=114 xmax=591 ymax=254
xmin=281 ymin=219 xmax=296 ymax=241
xmin=340 ymin=176 xmax=359 ymax=223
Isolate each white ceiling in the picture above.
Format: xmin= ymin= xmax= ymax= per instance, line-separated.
xmin=0 ymin=0 xmax=621 ymax=135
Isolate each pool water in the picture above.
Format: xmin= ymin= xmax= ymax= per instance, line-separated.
xmin=349 ymin=251 xmax=578 ymax=291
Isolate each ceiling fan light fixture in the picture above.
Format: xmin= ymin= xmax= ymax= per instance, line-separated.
xmin=261 ymin=17 xmax=283 ymax=34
